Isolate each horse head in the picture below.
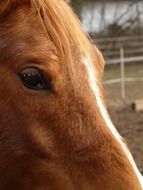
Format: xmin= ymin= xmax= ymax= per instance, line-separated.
xmin=0 ymin=1 xmax=142 ymax=189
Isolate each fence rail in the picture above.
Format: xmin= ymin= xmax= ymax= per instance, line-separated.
xmin=94 ymin=35 xmax=143 ymax=60
xmin=104 ymin=77 xmax=143 ymax=85
xmin=94 ymin=35 xmax=143 ymax=43
xmin=107 ymin=55 xmax=143 ymax=65
xmin=94 ymin=36 xmax=143 ymax=99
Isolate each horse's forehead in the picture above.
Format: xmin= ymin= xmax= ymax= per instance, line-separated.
xmin=0 ymin=8 xmax=59 ymax=64
xmin=0 ymin=0 xmax=30 ymax=17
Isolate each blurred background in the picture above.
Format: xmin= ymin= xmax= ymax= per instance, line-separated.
xmin=70 ymin=0 xmax=143 ymax=174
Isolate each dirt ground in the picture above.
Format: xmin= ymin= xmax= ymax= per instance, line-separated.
xmin=107 ymin=101 xmax=143 ymax=174
xmin=104 ymin=63 xmax=143 ymax=174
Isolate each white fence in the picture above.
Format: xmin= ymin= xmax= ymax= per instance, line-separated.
xmin=104 ymin=47 xmax=143 ymax=99
xmin=94 ymin=36 xmax=143 ymax=99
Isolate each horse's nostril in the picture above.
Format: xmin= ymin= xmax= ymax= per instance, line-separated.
xmin=19 ymin=66 xmax=52 ymax=91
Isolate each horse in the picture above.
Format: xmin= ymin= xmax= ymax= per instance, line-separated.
xmin=0 ymin=0 xmax=142 ymax=189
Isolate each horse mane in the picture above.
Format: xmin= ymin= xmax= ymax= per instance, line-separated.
xmin=0 ymin=0 xmax=104 ymax=79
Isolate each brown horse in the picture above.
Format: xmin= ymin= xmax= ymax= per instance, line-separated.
xmin=0 ymin=0 xmax=142 ymax=189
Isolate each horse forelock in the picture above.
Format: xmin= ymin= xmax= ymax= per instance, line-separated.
xmin=0 ymin=0 xmax=103 ymax=80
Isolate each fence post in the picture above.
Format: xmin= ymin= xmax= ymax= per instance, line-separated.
xmin=120 ymin=47 xmax=126 ymax=99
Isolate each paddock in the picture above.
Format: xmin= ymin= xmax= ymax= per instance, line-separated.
xmin=104 ymin=62 xmax=143 ymax=175
xmin=108 ymin=101 xmax=143 ymax=175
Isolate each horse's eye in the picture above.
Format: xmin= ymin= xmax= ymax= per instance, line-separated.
xmin=20 ymin=67 xmax=52 ymax=91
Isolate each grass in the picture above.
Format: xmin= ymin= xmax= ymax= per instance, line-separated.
xmin=104 ymin=62 xmax=143 ymax=81
xmin=103 ymin=63 xmax=143 ymax=102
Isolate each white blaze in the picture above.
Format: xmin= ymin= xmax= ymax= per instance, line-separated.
xmin=83 ymin=56 xmax=143 ymax=188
